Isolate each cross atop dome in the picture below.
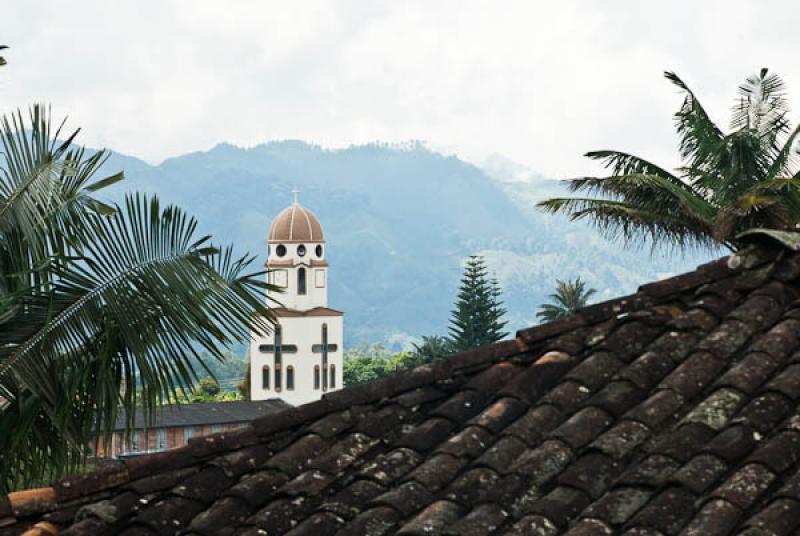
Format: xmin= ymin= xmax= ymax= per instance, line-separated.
xmin=292 ymin=186 xmax=300 ymax=205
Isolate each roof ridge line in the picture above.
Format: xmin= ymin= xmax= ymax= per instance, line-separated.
xmin=0 ymin=340 xmax=523 ymax=521
xmin=516 ymin=254 xmax=744 ymax=350
xmin=299 ymin=205 xmax=314 ymax=241
xmin=288 ymin=205 xmax=296 ymax=240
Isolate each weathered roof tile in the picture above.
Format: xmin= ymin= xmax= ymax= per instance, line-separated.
xmin=466 ymin=396 xmax=526 ymax=434
xmin=371 ymin=481 xmax=432 ymax=518
xmin=680 ymin=498 xmax=742 ymax=536
xmin=564 ymin=352 xmax=625 ymax=391
xmin=582 ymin=487 xmax=653 ymax=526
xmin=625 ymin=487 xmax=695 ymax=534
xmin=711 ymin=463 xmax=776 ymax=510
xmin=660 ymin=351 xmax=728 ymax=399
xmin=742 ymin=498 xmax=800 ymax=535
xmin=395 ymin=500 xmax=463 ymax=536
xmin=669 ymin=454 xmax=727 ymax=494
xmin=442 ymin=503 xmax=508 ymax=536
xmin=549 ymin=407 xmax=614 ymax=449
xmin=557 ymin=452 xmax=621 ymax=499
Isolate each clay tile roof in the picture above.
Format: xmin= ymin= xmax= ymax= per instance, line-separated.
xmin=268 ymin=203 xmax=324 ymax=243
xmin=7 ymin=232 xmax=800 ymax=535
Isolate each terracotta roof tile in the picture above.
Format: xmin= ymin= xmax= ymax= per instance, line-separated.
xmin=11 ymin=240 xmax=800 ymax=534
xmin=581 ymin=486 xmax=653 ymax=526
xmin=668 ymin=454 xmax=727 ymax=494
xmin=743 ymin=498 xmax=800 ymax=535
xmin=681 ymin=498 xmax=742 ymax=536
xmin=711 ymin=463 xmax=776 ymax=509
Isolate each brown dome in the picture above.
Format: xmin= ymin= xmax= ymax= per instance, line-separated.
xmin=268 ymin=203 xmax=324 ymax=243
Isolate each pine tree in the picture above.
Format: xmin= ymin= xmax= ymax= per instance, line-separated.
xmin=448 ymin=256 xmax=509 ymax=352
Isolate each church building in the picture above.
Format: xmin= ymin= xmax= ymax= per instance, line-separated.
xmin=249 ymin=194 xmax=344 ymax=405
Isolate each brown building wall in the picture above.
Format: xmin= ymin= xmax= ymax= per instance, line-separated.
xmin=95 ymin=422 xmax=249 ymax=459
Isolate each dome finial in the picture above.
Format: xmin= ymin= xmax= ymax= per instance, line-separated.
xmin=292 ymin=186 xmax=300 ymax=205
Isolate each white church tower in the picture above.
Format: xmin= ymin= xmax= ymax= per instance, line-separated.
xmin=249 ymin=192 xmax=344 ymax=405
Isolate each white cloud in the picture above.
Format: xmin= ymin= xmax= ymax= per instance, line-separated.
xmin=2 ymin=0 xmax=799 ymax=178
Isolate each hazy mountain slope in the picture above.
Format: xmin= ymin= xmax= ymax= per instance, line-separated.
xmin=99 ymin=142 xmax=716 ymax=347
xmin=482 ymin=156 xmax=717 ymax=328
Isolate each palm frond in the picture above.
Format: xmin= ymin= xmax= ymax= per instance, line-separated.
xmin=0 ymin=106 xmax=123 ymax=293
xmin=764 ymin=122 xmax=800 ymax=180
xmin=584 ymin=150 xmax=679 ymax=181
xmin=664 ymin=71 xmax=725 ymax=173
xmin=538 ymin=197 xmax=722 ymax=251
xmin=732 ymin=68 xmax=789 ymax=142
xmin=536 ymin=278 xmax=596 ymax=323
xmin=0 ymin=195 xmax=277 ymax=484
xmin=565 ymin=173 xmax=715 ymax=223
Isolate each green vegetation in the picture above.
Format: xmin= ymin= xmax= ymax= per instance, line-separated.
xmin=343 ymin=343 xmax=419 ymax=386
xmin=539 ymin=69 xmax=800 ymax=252
xmin=185 ymin=377 xmax=239 ymax=402
xmin=536 ymin=278 xmax=596 ymax=322
xmin=0 ymin=49 xmax=276 ymax=491
xmin=189 ymin=350 xmax=248 ymax=392
xmin=344 ymin=256 xmax=509 ymax=386
xmin=448 ymin=256 xmax=508 ymax=352
xmin=411 ymin=335 xmax=453 ymax=363
xmin=238 ymin=355 xmax=251 ymax=400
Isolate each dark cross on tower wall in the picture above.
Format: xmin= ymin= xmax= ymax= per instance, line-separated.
xmin=312 ymin=324 xmax=338 ymax=390
xmin=258 ymin=326 xmax=297 ymax=391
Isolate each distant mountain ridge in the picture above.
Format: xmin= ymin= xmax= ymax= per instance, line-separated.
xmin=99 ymin=141 xmax=715 ymax=348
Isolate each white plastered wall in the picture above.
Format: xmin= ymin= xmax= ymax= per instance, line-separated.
xmin=250 ymin=314 xmax=343 ymax=406
xmin=265 ymin=241 xmax=327 ymax=310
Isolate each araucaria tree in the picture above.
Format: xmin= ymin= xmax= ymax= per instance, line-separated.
xmin=448 ymin=256 xmax=508 ymax=352
xmin=538 ymin=69 xmax=800 ymax=252
xmin=536 ymin=278 xmax=596 ymax=323
xmin=0 ymin=105 xmax=276 ymax=491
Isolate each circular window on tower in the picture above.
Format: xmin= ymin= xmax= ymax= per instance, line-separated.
xmin=276 ymin=244 xmax=287 ymax=257
xmin=315 ymin=245 xmax=323 ymax=258
xmin=297 ymin=245 xmax=306 ymax=257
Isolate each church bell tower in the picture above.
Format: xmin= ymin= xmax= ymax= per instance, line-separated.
xmin=249 ymin=191 xmax=344 ymax=405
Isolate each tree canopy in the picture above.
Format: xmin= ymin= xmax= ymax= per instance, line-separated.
xmin=539 ymin=69 xmax=800 ymax=252
xmin=536 ymin=278 xmax=596 ymax=323
xmin=448 ymin=256 xmax=508 ymax=352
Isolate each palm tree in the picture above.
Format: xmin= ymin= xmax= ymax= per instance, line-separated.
xmin=0 ymin=106 xmax=277 ymax=491
xmin=537 ymin=278 xmax=596 ymax=322
xmin=411 ymin=335 xmax=453 ymax=364
xmin=538 ymin=69 xmax=800 ymax=252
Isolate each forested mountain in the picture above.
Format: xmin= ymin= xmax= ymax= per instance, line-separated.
xmin=100 ymin=141 xmax=715 ymax=347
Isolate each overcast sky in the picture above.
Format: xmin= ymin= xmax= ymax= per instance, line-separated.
xmin=2 ymin=1 xmax=799 ymax=177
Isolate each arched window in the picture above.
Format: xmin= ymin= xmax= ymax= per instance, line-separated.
xmin=298 ymin=267 xmax=307 ymax=295
xmin=262 ymin=366 xmax=270 ymax=390
xmin=286 ymin=366 xmax=295 ymax=390
xmin=330 ymin=364 xmax=336 ymax=389
xmin=314 ymin=366 xmax=320 ymax=390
